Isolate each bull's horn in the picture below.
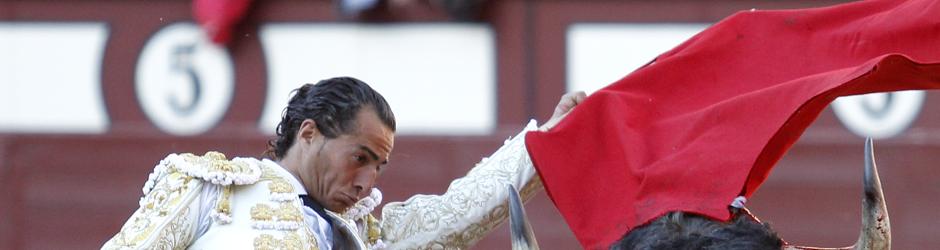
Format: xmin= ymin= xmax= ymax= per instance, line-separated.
xmin=508 ymin=184 xmax=540 ymax=250
xmin=783 ymin=138 xmax=891 ymax=250
xmin=854 ymin=138 xmax=891 ymax=250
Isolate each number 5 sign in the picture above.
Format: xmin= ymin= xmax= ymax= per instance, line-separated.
xmin=135 ymin=22 xmax=234 ymax=136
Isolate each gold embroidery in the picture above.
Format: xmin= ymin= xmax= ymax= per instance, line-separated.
xmin=253 ymin=232 xmax=307 ymax=250
xmin=200 ymin=152 xmax=236 ymax=172
xmin=259 ymin=164 xmax=280 ymax=181
xmin=204 ymin=151 xmax=227 ymax=161
xmin=218 ymin=185 xmax=233 ymax=215
xmin=254 ymin=234 xmax=277 ymax=250
xmin=103 ymin=170 xmax=201 ymax=249
xmin=152 ymin=206 xmax=195 ymax=249
xmin=276 ymin=203 xmax=304 ymax=222
xmin=178 ymin=152 xmax=259 ymax=184
xmin=282 ymin=232 xmax=303 ymax=250
xmin=268 ymin=179 xmax=294 ymax=193
xmin=367 ymin=214 xmax=382 ymax=243
xmin=252 ymin=204 xmax=275 ymax=221
xmin=105 ymin=155 xmax=321 ymax=250
xmin=251 ymin=203 xmax=304 ymax=223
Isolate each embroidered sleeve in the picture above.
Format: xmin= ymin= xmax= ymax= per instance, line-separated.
xmin=102 ymin=155 xmax=206 ymax=250
xmin=102 ymin=152 xmax=263 ymax=249
xmin=379 ymin=120 xmax=543 ymax=249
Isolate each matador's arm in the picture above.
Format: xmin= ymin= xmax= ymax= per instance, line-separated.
xmin=102 ymin=152 xmax=259 ymax=250
xmin=102 ymin=155 xmax=207 ymax=249
xmin=378 ymin=121 xmax=542 ymax=249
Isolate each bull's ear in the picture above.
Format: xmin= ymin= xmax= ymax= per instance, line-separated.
xmin=508 ymin=184 xmax=540 ymax=250
xmin=783 ymin=138 xmax=891 ymax=250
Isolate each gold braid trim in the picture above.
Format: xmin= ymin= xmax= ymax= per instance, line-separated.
xmin=254 ymin=232 xmax=317 ymax=250
xmin=103 ymin=170 xmax=202 ymax=249
xmin=167 ymin=152 xmax=263 ymax=186
xmin=367 ymin=214 xmax=382 ymax=244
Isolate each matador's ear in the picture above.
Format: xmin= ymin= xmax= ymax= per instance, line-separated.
xmin=297 ymin=119 xmax=321 ymax=143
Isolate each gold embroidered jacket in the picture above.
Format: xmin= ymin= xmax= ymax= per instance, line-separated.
xmin=102 ymin=121 xmax=541 ymax=250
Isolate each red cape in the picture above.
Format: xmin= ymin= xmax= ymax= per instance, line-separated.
xmin=524 ymin=0 xmax=940 ymax=248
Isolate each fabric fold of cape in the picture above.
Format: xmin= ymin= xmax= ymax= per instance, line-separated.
xmin=524 ymin=0 xmax=940 ymax=248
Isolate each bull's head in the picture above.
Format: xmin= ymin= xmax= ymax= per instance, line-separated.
xmin=508 ymin=138 xmax=891 ymax=250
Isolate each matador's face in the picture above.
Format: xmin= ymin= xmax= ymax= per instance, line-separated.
xmin=298 ymin=108 xmax=394 ymax=212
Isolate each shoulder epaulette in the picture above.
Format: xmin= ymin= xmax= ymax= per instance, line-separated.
xmin=141 ymin=151 xmax=262 ymax=225
xmin=144 ymin=152 xmax=262 ymax=195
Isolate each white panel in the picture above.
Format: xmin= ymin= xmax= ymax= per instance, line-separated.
xmin=567 ymin=23 xmax=708 ymax=94
xmin=832 ymin=91 xmax=925 ymax=139
xmin=260 ymin=24 xmax=495 ymax=135
xmin=0 ymin=23 xmax=110 ymax=133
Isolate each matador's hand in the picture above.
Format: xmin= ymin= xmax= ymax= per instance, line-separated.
xmin=539 ymin=91 xmax=587 ymax=132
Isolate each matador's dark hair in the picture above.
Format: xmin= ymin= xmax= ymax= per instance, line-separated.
xmin=264 ymin=77 xmax=395 ymax=160
xmin=610 ymin=209 xmax=782 ymax=250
